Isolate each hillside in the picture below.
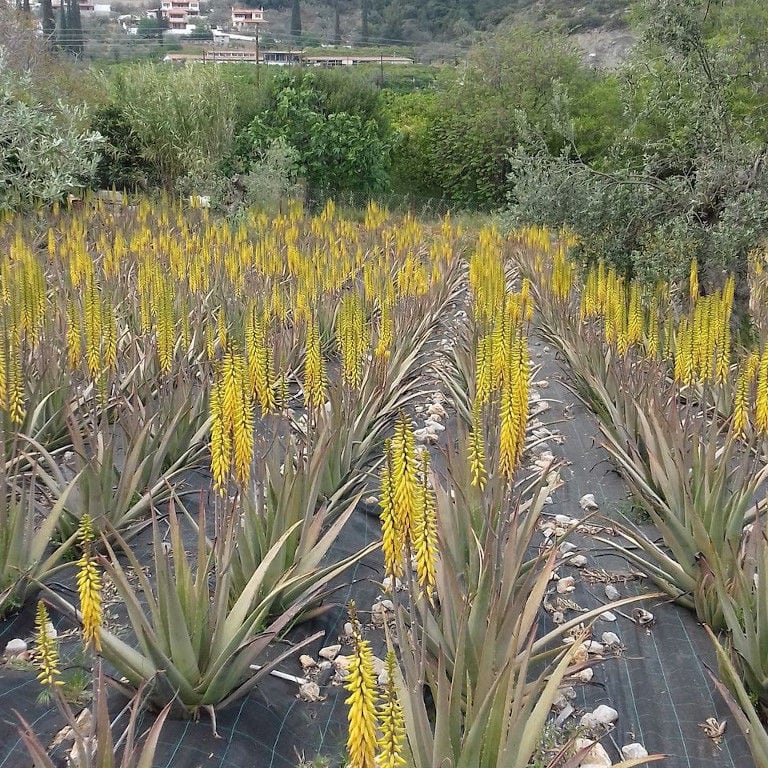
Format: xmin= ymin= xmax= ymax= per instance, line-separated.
xmin=250 ymin=0 xmax=632 ymax=48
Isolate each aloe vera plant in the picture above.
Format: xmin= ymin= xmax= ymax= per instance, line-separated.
xmin=393 ymin=449 xmax=663 ymax=768
xmin=17 ymin=663 xmax=171 ymax=768
xmin=0 ymin=462 xmax=79 ymax=616
xmin=707 ymin=625 xmax=768 ymax=768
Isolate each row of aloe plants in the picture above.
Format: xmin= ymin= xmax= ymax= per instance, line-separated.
xmin=0 ymin=198 xmax=467 ymax=762
xmin=514 ymin=227 xmax=768 ymax=764
xmin=340 ymin=241 xmax=662 ymax=768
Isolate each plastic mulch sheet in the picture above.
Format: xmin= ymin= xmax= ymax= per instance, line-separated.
xmin=0 ymin=337 xmax=757 ymax=767
xmin=533 ymin=337 xmax=754 ymax=768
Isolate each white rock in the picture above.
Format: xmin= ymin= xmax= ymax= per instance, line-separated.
xmin=557 ymin=576 xmax=576 ymax=594
xmin=364 ymin=496 xmax=379 ymax=505
xmin=553 ymin=692 xmax=570 ymax=710
xmin=633 ymin=608 xmax=654 ymax=625
xmin=382 ymin=576 xmax=402 ymax=593
xmin=414 ymin=428 xmax=439 ymax=445
xmin=599 ymin=611 xmax=616 ymax=622
xmin=5 ymin=639 xmax=27 ymax=656
xmin=580 ymin=705 xmax=619 ymax=729
xmin=426 ymin=419 xmax=445 ymax=432
xmin=574 ymin=667 xmax=594 ymax=683
xmin=427 ymin=403 xmax=447 ymax=418
xmin=298 ymin=681 xmax=323 ymax=702
xmin=579 ymin=494 xmax=599 ymax=511
xmin=560 ymin=542 xmax=577 ymax=555
xmin=574 ymin=738 xmax=612 ymax=768
xmin=621 ymin=743 xmax=648 ymax=760
xmin=569 ymin=555 xmax=588 ymax=567
xmin=601 ymin=632 xmax=621 ymax=647
xmin=555 ymin=514 xmax=572 ymax=526
xmin=44 ymin=621 xmax=57 ymax=640
xmin=583 ymin=641 xmax=604 ymax=655
xmin=371 ymin=656 xmax=386 ymax=676
xmin=334 ymin=655 xmax=351 ymax=671
xmin=318 ymin=660 xmax=333 ymax=672
xmin=552 ymin=611 xmax=565 ymax=625
xmin=319 ymin=644 xmax=341 ymax=661
xmin=299 ymin=655 xmax=317 ymax=670
xmin=604 ymin=584 xmax=620 ymax=601
xmin=377 ymin=669 xmax=390 ymax=687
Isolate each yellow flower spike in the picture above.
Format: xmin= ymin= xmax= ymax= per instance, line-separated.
xmin=76 ymin=515 xmax=102 ymax=652
xmin=0 ymin=342 xmax=6 ymax=410
xmin=102 ymin=297 xmax=117 ymax=372
xmin=627 ymin=282 xmax=642 ymax=348
xmin=733 ymin=355 xmax=756 ymax=437
xmin=468 ymin=396 xmax=487 ymax=489
xmin=390 ymin=413 xmax=421 ymax=539
xmin=689 ymin=258 xmax=699 ymax=305
xmin=413 ymin=451 xmax=438 ymax=601
xmin=475 ymin=333 xmax=494 ymax=406
xmin=646 ymin=296 xmax=659 ymax=359
xmin=33 ymin=601 xmax=62 ymax=687
xmin=756 ymin=347 xmax=768 ymax=433
xmin=379 ymin=440 xmax=404 ymax=581
xmin=83 ymin=274 xmax=102 ymax=379
xmin=210 ymin=369 xmax=232 ymax=494
xmin=345 ymin=631 xmax=378 ymax=768
xmin=376 ymin=651 xmax=406 ymax=768
xmin=304 ymin=315 xmax=327 ymax=409
xmin=7 ymin=346 xmax=25 ymax=426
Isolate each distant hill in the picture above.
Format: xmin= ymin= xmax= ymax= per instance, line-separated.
xmin=250 ymin=0 xmax=632 ymax=50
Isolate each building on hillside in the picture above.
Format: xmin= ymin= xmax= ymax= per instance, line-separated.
xmin=162 ymin=49 xmax=414 ymax=67
xmin=160 ymin=0 xmax=199 ymax=30
xmin=231 ymin=7 xmax=264 ymax=31
xmin=51 ymin=0 xmax=111 ymax=12
xmin=262 ymin=49 xmax=302 ymax=65
xmin=304 ymin=54 xmax=413 ymax=67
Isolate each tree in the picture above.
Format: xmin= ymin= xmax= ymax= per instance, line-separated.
xmin=334 ymin=0 xmax=341 ymax=44
xmin=290 ymin=0 xmax=301 ymax=37
xmin=40 ymin=0 xmax=55 ymax=39
xmin=506 ymin=0 xmax=768 ymax=285
xmin=414 ymin=24 xmax=593 ymax=209
xmin=239 ymin=71 xmax=390 ymax=200
xmin=360 ymin=0 xmax=368 ymax=41
xmin=66 ymin=0 xmax=84 ymax=54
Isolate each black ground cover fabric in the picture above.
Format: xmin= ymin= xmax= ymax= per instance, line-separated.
xmin=0 ymin=336 xmax=757 ymax=767
xmin=532 ymin=336 xmax=754 ymax=767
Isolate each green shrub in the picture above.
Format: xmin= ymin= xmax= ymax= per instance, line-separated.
xmin=0 ymin=57 xmax=102 ymax=211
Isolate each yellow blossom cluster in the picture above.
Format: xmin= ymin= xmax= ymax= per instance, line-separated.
xmin=379 ymin=414 xmax=438 ymax=599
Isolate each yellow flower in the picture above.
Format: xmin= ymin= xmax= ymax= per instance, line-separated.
xmin=413 ymin=452 xmax=438 ymax=601
xmin=380 ymin=441 xmax=404 ymax=580
xmin=468 ymin=396 xmax=487 ymax=490
xmin=376 ymin=651 xmax=406 ymax=768
xmin=33 ymin=601 xmax=62 ymax=687
xmin=391 ymin=413 xmax=421 ymax=538
xmin=345 ymin=632 xmax=378 ymax=768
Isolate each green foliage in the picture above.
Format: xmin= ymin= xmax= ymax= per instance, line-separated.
xmin=0 ymin=58 xmax=102 ymax=211
xmin=96 ymin=63 xmax=235 ymax=189
xmin=383 ymin=91 xmax=442 ymax=202
xmin=506 ymin=0 xmax=768 ymax=283
xmin=386 ymin=24 xmax=596 ymax=210
xmin=238 ymin=70 xmax=390 ymax=200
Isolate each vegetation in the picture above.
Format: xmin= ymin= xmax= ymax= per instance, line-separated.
xmin=5 ymin=0 xmax=768 ymax=764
